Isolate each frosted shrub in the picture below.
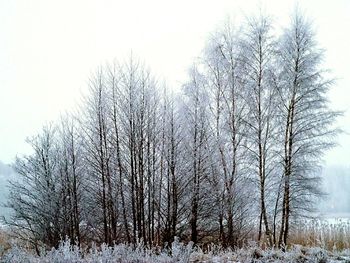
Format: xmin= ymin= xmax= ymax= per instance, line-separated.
xmin=171 ymin=237 xmax=193 ymax=262
xmin=2 ymin=239 xmax=350 ymax=263
xmin=43 ymin=239 xmax=82 ymax=263
xmin=1 ymin=245 xmax=37 ymax=263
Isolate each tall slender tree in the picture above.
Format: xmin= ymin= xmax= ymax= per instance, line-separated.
xmin=240 ymin=14 xmax=278 ymax=246
xmin=276 ymin=11 xmax=341 ymax=247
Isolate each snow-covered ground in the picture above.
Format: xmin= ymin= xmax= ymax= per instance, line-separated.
xmin=1 ymin=216 xmax=350 ymax=262
xmin=2 ymin=239 xmax=350 ymax=263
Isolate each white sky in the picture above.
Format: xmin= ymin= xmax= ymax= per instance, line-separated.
xmin=0 ymin=0 xmax=349 ymax=166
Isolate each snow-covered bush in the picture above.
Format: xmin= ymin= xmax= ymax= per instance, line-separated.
xmin=2 ymin=238 xmax=350 ymax=263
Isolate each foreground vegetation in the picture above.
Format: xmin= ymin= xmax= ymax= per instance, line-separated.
xmin=2 ymin=218 xmax=350 ymax=262
xmin=2 ymin=238 xmax=350 ymax=263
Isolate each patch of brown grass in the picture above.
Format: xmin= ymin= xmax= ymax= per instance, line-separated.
xmin=289 ymin=219 xmax=350 ymax=251
xmin=0 ymin=228 xmax=12 ymax=257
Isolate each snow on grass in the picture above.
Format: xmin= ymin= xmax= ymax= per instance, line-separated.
xmin=2 ymin=218 xmax=350 ymax=262
xmin=2 ymin=238 xmax=350 ymax=263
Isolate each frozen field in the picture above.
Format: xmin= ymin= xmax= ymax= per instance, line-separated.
xmin=2 ymin=239 xmax=350 ymax=263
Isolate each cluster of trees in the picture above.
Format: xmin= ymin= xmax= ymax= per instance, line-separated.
xmin=5 ymin=12 xmax=339 ymax=251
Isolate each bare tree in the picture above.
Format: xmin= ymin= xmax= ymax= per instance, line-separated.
xmin=57 ymin=115 xmax=84 ymax=245
xmin=276 ymin=11 xmax=341 ymax=247
xmin=116 ymin=56 xmax=161 ymax=245
xmin=80 ymin=68 xmax=117 ymax=245
xmin=239 ymin=14 xmax=278 ymax=246
xmin=202 ymin=22 xmax=252 ymax=247
xmin=6 ymin=125 xmax=62 ymax=252
xmin=182 ymin=65 xmax=211 ymax=244
xmin=106 ymin=62 xmax=131 ymax=243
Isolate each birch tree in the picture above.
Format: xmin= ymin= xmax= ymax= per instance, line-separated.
xmin=182 ymin=65 xmax=211 ymax=244
xmin=276 ymin=12 xmax=341 ymax=247
xmin=203 ymin=23 xmax=252 ymax=247
xmin=240 ymin=14 xmax=278 ymax=246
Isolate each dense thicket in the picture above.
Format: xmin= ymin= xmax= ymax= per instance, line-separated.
xmin=5 ymin=12 xmax=340 ymax=251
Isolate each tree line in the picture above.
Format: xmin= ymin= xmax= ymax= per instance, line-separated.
xmin=5 ymin=11 xmax=340 ymax=252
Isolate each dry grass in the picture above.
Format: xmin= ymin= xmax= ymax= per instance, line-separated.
xmin=289 ymin=219 xmax=350 ymax=250
xmin=0 ymin=227 xmax=12 ymax=257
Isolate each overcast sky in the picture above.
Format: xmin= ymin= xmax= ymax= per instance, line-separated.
xmin=0 ymin=0 xmax=349 ymax=166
